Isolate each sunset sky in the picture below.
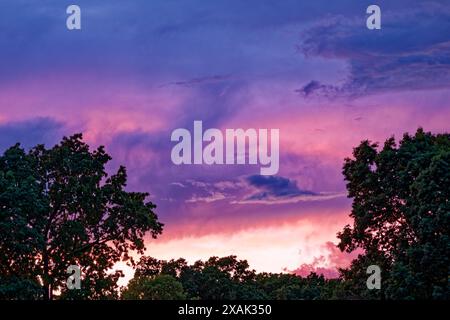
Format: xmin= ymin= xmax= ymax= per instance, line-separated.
xmin=1 ymin=0 xmax=449 ymax=285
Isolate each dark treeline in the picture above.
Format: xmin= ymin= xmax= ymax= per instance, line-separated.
xmin=0 ymin=129 xmax=449 ymax=300
xmin=120 ymin=255 xmax=344 ymax=300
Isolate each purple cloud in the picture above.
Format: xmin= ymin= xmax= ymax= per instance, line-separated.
xmin=236 ymin=175 xmax=344 ymax=205
xmin=0 ymin=117 xmax=64 ymax=151
xmin=298 ymin=3 xmax=450 ymax=98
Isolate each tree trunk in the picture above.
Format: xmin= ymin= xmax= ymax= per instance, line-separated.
xmin=43 ymin=249 xmax=51 ymax=300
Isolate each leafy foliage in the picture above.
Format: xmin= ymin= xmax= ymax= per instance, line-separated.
xmin=124 ymin=255 xmax=336 ymax=300
xmin=1 ymin=128 xmax=448 ymax=300
xmin=122 ymin=275 xmax=186 ymax=300
xmin=0 ymin=134 xmax=163 ymax=299
xmin=338 ymin=128 xmax=449 ymax=299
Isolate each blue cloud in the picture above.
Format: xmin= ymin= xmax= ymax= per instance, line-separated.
xmin=0 ymin=117 xmax=64 ymax=151
xmin=298 ymin=2 xmax=450 ymax=98
xmin=0 ymin=0 xmax=382 ymax=84
xmin=246 ymin=175 xmax=315 ymax=200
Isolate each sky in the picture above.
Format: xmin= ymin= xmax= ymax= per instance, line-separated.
xmin=0 ymin=0 xmax=449 ymax=286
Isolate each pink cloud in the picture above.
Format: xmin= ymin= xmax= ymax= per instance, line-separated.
xmin=155 ymin=196 xmax=351 ymax=240
xmin=144 ymin=214 xmax=350 ymax=272
xmin=289 ymin=241 xmax=361 ymax=278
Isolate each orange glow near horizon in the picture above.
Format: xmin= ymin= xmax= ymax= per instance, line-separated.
xmin=115 ymin=210 xmax=353 ymax=287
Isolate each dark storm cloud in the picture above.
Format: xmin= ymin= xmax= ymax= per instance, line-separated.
xmin=246 ymin=175 xmax=315 ymax=200
xmin=0 ymin=117 xmax=64 ymax=151
xmin=298 ymin=2 xmax=450 ymax=98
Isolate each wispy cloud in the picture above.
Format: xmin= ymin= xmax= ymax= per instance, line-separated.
xmin=186 ymin=192 xmax=226 ymax=203
xmin=233 ymin=175 xmax=345 ymax=205
xmin=177 ymin=175 xmax=345 ymax=205
xmin=232 ymin=192 xmax=346 ymax=205
xmin=159 ymin=74 xmax=231 ymax=88
xmin=170 ymin=182 xmax=187 ymax=188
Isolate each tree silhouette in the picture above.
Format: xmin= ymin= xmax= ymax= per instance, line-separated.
xmin=0 ymin=134 xmax=163 ymax=300
xmin=126 ymin=255 xmax=336 ymax=300
xmin=337 ymin=128 xmax=449 ymax=299
xmin=122 ymin=275 xmax=187 ymax=300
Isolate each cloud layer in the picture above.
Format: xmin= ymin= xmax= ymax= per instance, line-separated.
xmin=298 ymin=3 xmax=450 ymax=98
xmin=0 ymin=0 xmax=449 ymax=276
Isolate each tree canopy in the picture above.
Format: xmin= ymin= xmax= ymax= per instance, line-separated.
xmin=123 ymin=255 xmax=336 ymax=300
xmin=1 ymin=128 xmax=448 ymax=300
xmin=122 ymin=274 xmax=186 ymax=300
xmin=338 ymin=128 xmax=449 ymax=299
xmin=123 ymin=128 xmax=449 ymax=300
xmin=0 ymin=134 xmax=163 ymax=300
